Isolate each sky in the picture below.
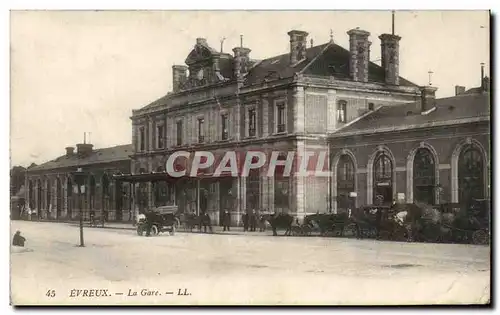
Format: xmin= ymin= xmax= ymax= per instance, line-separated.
xmin=10 ymin=10 xmax=490 ymax=167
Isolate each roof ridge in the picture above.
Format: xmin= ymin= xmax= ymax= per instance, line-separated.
xmin=299 ymin=42 xmax=335 ymax=75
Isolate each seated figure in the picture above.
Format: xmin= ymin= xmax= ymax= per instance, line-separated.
xmin=12 ymin=231 xmax=26 ymax=247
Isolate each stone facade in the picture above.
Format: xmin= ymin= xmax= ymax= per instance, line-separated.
xmin=129 ymin=28 xmax=434 ymax=226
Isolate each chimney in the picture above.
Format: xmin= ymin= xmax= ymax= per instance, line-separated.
xmin=347 ymin=28 xmax=371 ymax=82
xmin=196 ymin=38 xmax=208 ymax=46
xmin=455 ymin=85 xmax=466 ymax=96
xmin=287 ymin=30 xmax=308 ymax=65
xmin=232 ymin=46 xmax=251 ymax=80
xmin=482 ymin=76 xmax=490 ymax=92
xmin=65 ymin=146 xmax=74 ymax=157
xmin=76 ymin=143 xmax=94 ymax=157
xmin=379 ymin=33 xmax=401 ymax=85
xmin=419 ymin=86 xmax=438 ymax=113
xmin=172 ymin=65 xmax=188 ymax=93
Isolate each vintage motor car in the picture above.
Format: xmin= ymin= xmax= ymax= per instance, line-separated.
xmin=136 ymin=205 xmax=180 ymax=236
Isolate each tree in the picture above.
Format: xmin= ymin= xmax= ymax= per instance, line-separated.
xmin=10 ymin=166 xmax=27 ymax=197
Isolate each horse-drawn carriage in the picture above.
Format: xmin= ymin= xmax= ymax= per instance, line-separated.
xmin=136 ymin=205 xmax=180 ymax=236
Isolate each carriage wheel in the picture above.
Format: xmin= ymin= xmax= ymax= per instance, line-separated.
xmin=136 ymin=225 xmax=144 ymax=236
xmin=472 ymin=230 xmax=489 ymax=245
xmin=344 ymin=223 xmax=357 ymax=238
xmin=151 ymin=225 xmax=159 ymax=236
xmin=378 ymin=230 xmax=390 ymax=240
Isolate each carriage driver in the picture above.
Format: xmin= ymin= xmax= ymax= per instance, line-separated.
xmin=145 ymin=209 xmax=155 ymax=237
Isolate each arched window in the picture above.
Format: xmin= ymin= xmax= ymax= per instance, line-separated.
xmin=413 ymin=148 xmax=436 ymax=205
xmin=459 ymin=145 xmax=484 ymax=204
xmin=373 ymin=152 xmax=393 ymax=205
xmin=337 ymin=154 xmax=355 ymax=212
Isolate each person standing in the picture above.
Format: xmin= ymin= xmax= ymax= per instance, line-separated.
xmin=222 ymin=210 xmax=231 ymax=231
xmin=250 ymin=209 xmax=257 ymax=232
xmin=242 ymin=211 xmax=249 ymax=232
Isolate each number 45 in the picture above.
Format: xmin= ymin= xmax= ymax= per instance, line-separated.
xmin=46 ymin=290 xmax=56 ymax=297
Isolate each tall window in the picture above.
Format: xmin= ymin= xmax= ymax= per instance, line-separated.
xmin=368 ymin=103 xmax=374 ymax=111
xmin=156 ymin=124 xmax=165 ymax=149
xmin=248 ymin=108 xmax=256 ymax=137
xmin=176 ymin=120 xmax=183 ymax=146
xmin=413 ymin=148 xmax=436 ymax=205
xmin=337 ymin=154 xmax=355 ymax=212
xmin=198 ymin=118 xmax=205 ymax=143
xmin=246 ymin=169 xmax=260 ymax=211
xmin=373 ymin=152 xmax=393 ymax=204
xmin=139 ymin=127 xmax=145 ymax=151
xmin=459 ymin=145 xmax=484 ymax=204
xmin=221 ymin=114 xmax=229 ymax=140
xmin=337 ymin=101 xmax=347 ymax=123
xmin=276 ymin=102 xmax=286 ymax=133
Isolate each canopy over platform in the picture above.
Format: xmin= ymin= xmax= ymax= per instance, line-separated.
xmin=112 ymin=172 xmax=229 ymax=183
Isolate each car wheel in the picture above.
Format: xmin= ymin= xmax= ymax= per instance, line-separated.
xmin=151 ymin=225 xmax=159 ymax=236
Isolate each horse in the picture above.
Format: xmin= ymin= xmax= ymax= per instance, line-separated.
xmin=180 ymin=213 xmax=212 ymax=233
xmin=262 ymin=213 xmax=294 ymax=236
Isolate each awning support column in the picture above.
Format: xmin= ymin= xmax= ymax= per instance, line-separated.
xmin=196 ymin=178 xmax=200 ymax=216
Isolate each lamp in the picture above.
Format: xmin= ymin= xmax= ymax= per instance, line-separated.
xmin=71 ymin=167 xmax=87 ymax=247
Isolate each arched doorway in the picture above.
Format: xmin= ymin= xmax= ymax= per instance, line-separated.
xmin=413 ymin=148 xmax=436 ymax=205
xmin=67 ymin=177 xmax=73 ymax=220
xmin=459 ymin=145 xmax=484 ymax=204
xmin=274 ymin=153 xmax=289 ymax=213
xmin=337 ymin=154 xmax=355 ymax=213
xmin=56 ymin=178 xmax=62 ymax=219
xmin=373 ymin=152 xmax=393 ymax=205
xmin=102 ymin=174 xmax=110 ymax=221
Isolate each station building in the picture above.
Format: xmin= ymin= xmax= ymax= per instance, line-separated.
xmin=25 ymin=143 xmax=134 ymax=221
xmin=126 ymin=26 xmax=489 ymax=226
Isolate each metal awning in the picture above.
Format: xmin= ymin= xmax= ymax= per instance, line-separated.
xmin=112 ymin=172 xmax=234 ymax=183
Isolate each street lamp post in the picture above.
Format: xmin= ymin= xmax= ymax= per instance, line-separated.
xmin=72 ymin=167 xmax=86 ymax=247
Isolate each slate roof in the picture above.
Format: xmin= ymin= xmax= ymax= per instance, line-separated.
xmin=332 ymin=92 xmax=490 ymax=136
xmin=28 ymin=144 xmax=133 ymax=172
xmin=137 ymin=41 xmax=419 ymax=113
xmin=244 ymin=42 xmax=418 ymax=87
